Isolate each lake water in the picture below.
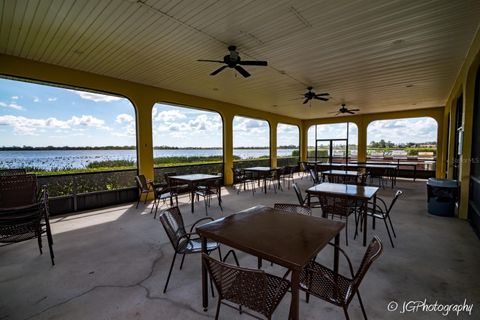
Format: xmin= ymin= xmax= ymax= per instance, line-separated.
xmin=0 ymin=149 xmax=297 ymax=170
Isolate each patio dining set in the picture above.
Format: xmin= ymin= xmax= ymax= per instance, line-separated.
xmin=138 ymin=164 xmax=402 ymax=319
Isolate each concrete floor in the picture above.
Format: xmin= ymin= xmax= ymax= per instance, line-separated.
xmin=1 ymin=176 xmax=479 ymax=320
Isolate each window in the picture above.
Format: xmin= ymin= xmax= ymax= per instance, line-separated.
xmin=151 ymin=103 xmax=223 ymax=166
xmin=0 ymin=77 xmax=136 ymax=173
xmin=233 ymin=116 xmax=270 ymax=163
xmin=307 ymin=122 xmax=358 ymax=162
xmin=367 ymin=117 xmax=438 ymax=170
xmin=277 ymin=123 xmax=299 ymax=166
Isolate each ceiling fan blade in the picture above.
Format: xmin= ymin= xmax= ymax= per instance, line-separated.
xmin=210 ymin=65 xmax=227 ymax=76
xmin=198 ymin=59 xmax=224 ymax=63
xmin=314 ymin=96 xmax=329 ymax=101
xmin=349 ymin=109 xmax=360 ymax=111
xmin=239 ymin=60 xmax=268 ymax=66
xmin=346 ymin=111 xmax=355 ymax=114
xmin=303 ymin=98 xmax=310 ymax=104
xmin=235 ymin=65 xmax=251 ymax=77
xmin=316 ymin=93 xmax=330 ymax=96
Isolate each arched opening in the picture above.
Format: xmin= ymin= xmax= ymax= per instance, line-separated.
xmin=232 ymin=116 xmax=270 ymax=168
xmin=367 ymin=117 xmax=438 ymax=173
xmin=151 ymin=103 xmax=224 ymax=178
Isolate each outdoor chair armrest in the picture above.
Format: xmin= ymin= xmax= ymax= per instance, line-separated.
xmin=327 ymin=242 xmax=355 ymax=278
xmin=372 ymin=197 xmax=388 ymax=212
xmin=190 ymin=217 xmax=215 ymax=234
xmin=175 ymin=232 xmax=199 ymax=248
xmin=366 ymin=201 xmax=386 ymax=215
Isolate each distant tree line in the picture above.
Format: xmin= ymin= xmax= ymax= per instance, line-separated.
xmin=368 ymin=140 xmax=437 ymax=148
xmin=0 ymin=145 xmax=299 ymax=150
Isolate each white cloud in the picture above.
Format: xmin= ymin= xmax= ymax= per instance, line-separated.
xmin=155 ymin=110 xmax=187 ymax=122
xmin=72 ymin=90 xmax=122 ymax=102
xmin=11 ymin=96 xmax=19 ymax=100
xmin=47 ymin=97 xmax=57 ymax=102
xmin=115 ymin=113 xmax=134 ymax=123
xmin=233 ymin=118 xmax=268 ymax=133
xmin=69 ymin=115 xmax=105 ymax=127
xmin=367 ymin=117 xmax=437 ymax=143
xmin=33 ymin=97 xmax=40 ymax=102
xmin=0 ymin=114 xmax=109 ymax=135
xmin=0 ymin=101 xmax=24 ymax=110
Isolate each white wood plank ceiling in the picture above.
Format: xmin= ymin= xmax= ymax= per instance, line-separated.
xmin=1 ymin=0 xmax=479 ymax=119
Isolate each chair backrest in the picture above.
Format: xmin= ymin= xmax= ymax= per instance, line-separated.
xmin=318 ymin=193 xmax=351 ymax=217
xmin=202 ymin=253 xmax=271 ymax=317
xmin=292 ymin=183 xmax=304 ymax=206
xmin=352 ymin=236 xmax=383 ymax=290
xmin=386 ymin=190 xmax=403 ymax=214
xmin=0 ymin=169 xmax=27 ymax=176
xmin=135 ymin=175 xmax=150 ymax=192
xmin=0 ymin=174 xmax=38 ymax=208
xmin=274 ymin=203 xmax=312 ymax=215
xmin=159 ymin=207 xmax=187 ymax=252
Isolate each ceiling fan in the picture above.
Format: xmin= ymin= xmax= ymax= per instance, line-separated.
xmin=197 ymin=45 xmax=268 ymax=78
xmin=330 ymin=103 xmax=360 ymax=115
xmin=301 ymin=86 xmax=330 ymax=104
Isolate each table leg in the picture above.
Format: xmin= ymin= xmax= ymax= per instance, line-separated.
xmin=289 ymin=270 xmax=300 ymax=320
xmin=413 ymin=165 xmax=417 ymax=182
xmin=201 ymin=237 xmax=208 ymax=311
xmin=257 ymin=257 xmax=262 ymax=269
xmin=264 ymin=174 xmax=267 ymax=194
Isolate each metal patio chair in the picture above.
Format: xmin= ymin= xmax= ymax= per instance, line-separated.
xmin=195 ymin=177 xmax=223 ymax=215
xmin=358 ymin=190 xmax=403 ymax=247
xmin=300 ymin=236 xmax=383 ymax=320
xmin=0 ymin=175 xmax=55 ymax=265
xmin=203 ymin=253 xmax=290 ymax=320
xmin=159 ymin=206 xmax=221 ymax=293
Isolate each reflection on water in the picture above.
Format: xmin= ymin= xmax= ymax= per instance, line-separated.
xmin=0 ymin=149 xmax=297 ymax=170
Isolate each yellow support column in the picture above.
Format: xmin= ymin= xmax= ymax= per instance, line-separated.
xmin=458 ymin=75 xmax=476 ymax=219
xmin=300 ymin=121 xmax=308 ymax=162
xmin=223 ymin=113 xmax=234 ymax=185
xmin=270 ymin=120 xmax=278 ymax=168
xmin=131 ymin=97 xmax=155 ymax=184
xmin=435 ymin=114 xmax=445 ymax=178
xmin=356 ymin=118 xmax=368 ymax=163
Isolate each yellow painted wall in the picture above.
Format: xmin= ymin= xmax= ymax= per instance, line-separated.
xmin=443 ymin=28 xmax=480 ymax=219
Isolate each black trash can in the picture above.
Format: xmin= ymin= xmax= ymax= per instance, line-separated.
xmin=426 ymin=178 xmax=459 ymax=216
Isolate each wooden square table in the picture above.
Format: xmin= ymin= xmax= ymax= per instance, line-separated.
xmin=197 ymin=205 xmax=345 ymax=320
xmin=306 ymin=183 xmax=379 ymax=246
xmin=169 ymin=174 xmax=221 ymax=213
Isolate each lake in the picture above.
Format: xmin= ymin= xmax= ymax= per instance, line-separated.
xmin=0 ymin=149 xmax=297 ymax=170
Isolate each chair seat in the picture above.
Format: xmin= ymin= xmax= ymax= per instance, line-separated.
xmin=178 ymin=237 xmax=219 ymax=254
xmin=299 ymin=261 xmax=353 ymax=306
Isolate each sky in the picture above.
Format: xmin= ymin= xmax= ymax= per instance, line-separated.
xmin=0 ymin=78 xmax=135 ymax=147
xmin=1 ymin=77 xmax=436 ymax=148
xmin=308 ymin=117 xmax=437 ymax=147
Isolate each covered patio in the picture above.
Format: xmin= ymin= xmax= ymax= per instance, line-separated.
xmin=1 ymin=1 xmax=480 ymax=319
xmin=1 ymin=178 xmax=479 ymax=319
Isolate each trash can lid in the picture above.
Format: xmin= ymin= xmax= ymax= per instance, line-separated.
xmin=427 ymin=178 xmax=459 ymax=188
